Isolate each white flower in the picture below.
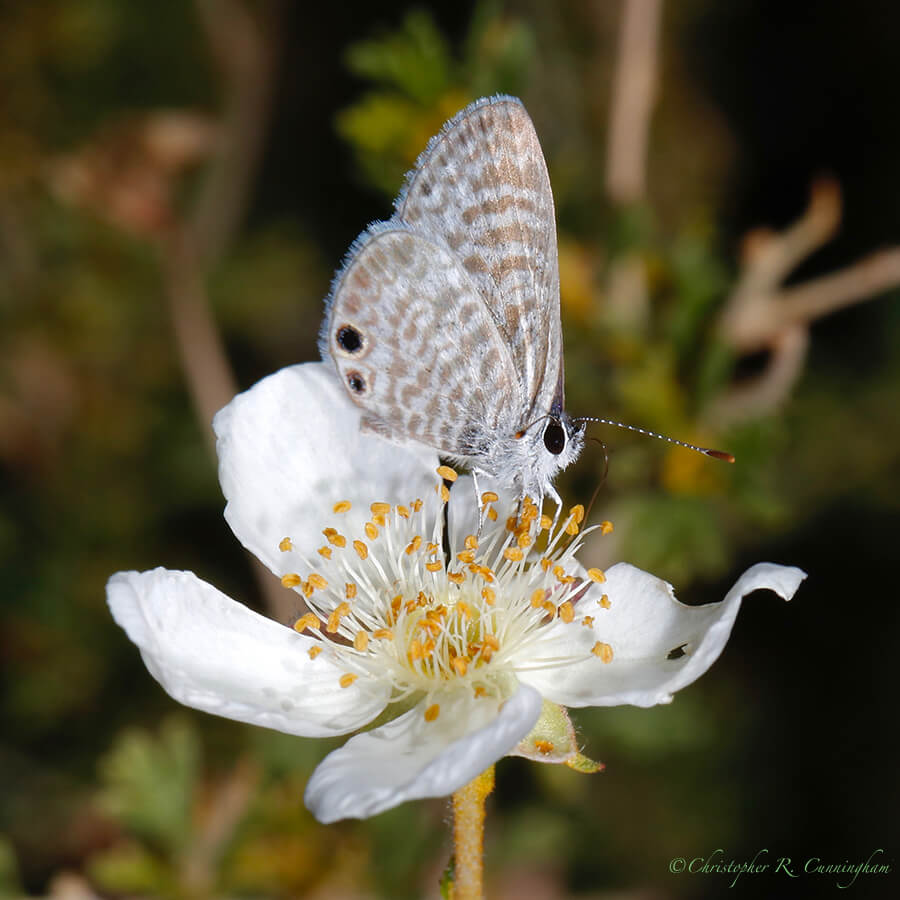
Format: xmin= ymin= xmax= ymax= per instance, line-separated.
xmin=107 ymin=362 xmax=806 ymax=823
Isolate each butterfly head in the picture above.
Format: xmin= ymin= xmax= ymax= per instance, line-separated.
xmin=508 ymin=411 xmax=584 ymax=501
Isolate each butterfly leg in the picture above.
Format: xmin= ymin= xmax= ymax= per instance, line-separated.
xmin=471 ymin=469 xmax=486 ymax=536
xmin=545 ymin=483 xmax=564 ymax=533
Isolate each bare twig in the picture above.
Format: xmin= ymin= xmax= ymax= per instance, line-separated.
xmin=713 ymin=178 xmax=900 ymax=421
xmin=605 ymin=0 xmax=662 ymax=205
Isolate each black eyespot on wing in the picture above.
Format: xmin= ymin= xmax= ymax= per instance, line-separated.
xmin=346 ymin=370 xmax=366 ymax=394
xmin=543 ymin=422 xmax=565 ymax=455
xmin=336 ymin=324 xmax=363 ymax=354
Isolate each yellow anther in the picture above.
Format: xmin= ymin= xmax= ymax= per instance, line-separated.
xmin=364 ymin=521 xmax=378 ymax=540
xmin=557 ymin=572 xmax=576 ymax=585
xmin=302 ymin=581 xmax=314 ymax=598
xmin=552 ymin=565 xmax=566 ymax=579
xmin=333 ymin=500 xmax=352 ymax=514
xmin=483 ymin=635 xmax=499 ymax=651
xmin=436 ymin=465 xmax=458 ymax=482
xmin=503 ymin=547 xmax=524 ymax=562
xmin=370 ymin=501 xmax=391 ymax=516
xmin=531 ymin=588 xmax=545 ymax=608
xmin=565 ymin=518 xmax=580 ymax=536
xmin=600 ymin=520 xmax=614 ymax=535
xmin=587 ymin=567 xmax=606 ymax=583
xmin=308 ymin=646 xmax=322 ymax=660
xmin=278 ymin=537 xmax=293 ymax=552
xmin=308 ymin=573 xmax=328 ymax=590
xmin=426 ymin=542 xmax=439 ymax=555
xmin=440 ymin=484 xmax=451 ymax=503
xmin=328 ymin=533 xmax=347 ymax=548
xmin=406 ymin=535 xmax=422 ymax=554
xmin=448 ymin=571 xmax=465 ymax=585
xmin=505 ymin=516 xmax=518 ymax=532
xmin=345 ymin=582 xmax=357 ymax=599
xmin=456 ymin=601 xmax=473 ymax=621
xmin=293 ymin=612 xmax=321 ymax=633
xmin=487 ymin=507 xmax=498 ymax=521
xmin=539 ymin=514 xmax=552 ymax=531
xmin=339 ymin=673 xmax=358 ymax=688
xmin=372 ymin=513 xmax=387 ymax=527
xmin=456 ymin=549 xmax=476 ymax=564
xmin=426 ymin=560 xmax=443 ymax=573
xmin=558 ymin=601 xmax=575 ymax=624
xmin=592 ymin=641 xmax=614 ymax=663
xmin=582 ymin=615 xmax=595 ymax=627
xmin=542 ymin=599 xmax=557 ymax=617
xmin=481 ymin=586 xmax=496 ymax=605
xmin=452 ymin=656 xmax=469 ymax=676
xmin=481 ymin=491 xmax=499 ymax=503
xmin=540 ymin=557 xmax=552 ymax=572
xmin=599 ymin=594 xmax=611 ymax=609
xmin=570 ymin=504 xmax=585 ymax=524
xmin=412 ymin=498 xmax=423 ymax=512
xmin=424 ymin=703 xmax=440 ymax=722
xmin=474 ymin=685 xmax=487 ymax=698
xmin=517 ymin=531 xmax=532 ymax=549
xmin=534 ymin=739 xmax=554 ymax=755
xmin=470 ymin=564 xmax=494 ymax=582
xmin=397 ymin=504 xmax=410 ymax=518
xmin=463 ymin=534 xmax=478 ymax=550
xmin=373 ymin=628 xmax=393 ymax=640
xmin=353 ymin=540 xmax=368 ymax=560
xmin=281 ymin=573 xmax=302 ymax=588
xmin=408 ymin=640 xmax=425 ymax=661
xmin=317 ymin=546 xmax=332 ymax=559
xmin=480 ymin=644 xmax=495 ymax=663
xmin=391 ymin=596 xmax=402 ymax=616
xmin=326 ymin=602 xmax=351 ymax=634
xmin=353 ymin=631 xmax=369 ymax=652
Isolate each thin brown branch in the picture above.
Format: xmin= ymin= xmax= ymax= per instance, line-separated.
xmin=605 ymin=0 xmax=663 ymax=205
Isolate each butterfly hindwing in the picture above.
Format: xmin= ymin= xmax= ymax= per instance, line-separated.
xmin=324 ymin=226 xmax=522 ymax=457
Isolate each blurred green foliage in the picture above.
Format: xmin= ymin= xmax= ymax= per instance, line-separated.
xmin=2 ymin=0 xmax=899 ymax=898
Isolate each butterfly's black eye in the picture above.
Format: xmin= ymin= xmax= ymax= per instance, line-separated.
xmin=543 ymin=422 xmax=565 ymax=455
xmin=346 ymin=370 xmax=366 ymax=394
xmin=336 ymin=324 xmax=363 ymax=354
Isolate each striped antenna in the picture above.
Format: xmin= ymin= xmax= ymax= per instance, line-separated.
xmin=574 ymin=418 xmax=735 ymax=463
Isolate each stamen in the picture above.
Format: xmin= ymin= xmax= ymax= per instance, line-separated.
xmin=278 ymin=537 xmax=293 ymax=552
xmin=558 ymin=601 xmax=575 ymax=623
xmin=294 ymin=612 xmax=321 ymax=632
xmin=353 ymin=632 xmax=370 ymax=652
xmin=531 ymin=589 xmax=545 ymax=608
xmin=281 ymin=573 xmax=302 ymax=588
xmin=503 ymin=547 xmax=524 ymax=562
xmin=406 ymin=535 xmax=422 ymax=554
xmin=424 ymin=703 xmax=440 ymax=722
xmin=600 ymin=520 xmax=614 ymax=535
xmin=426 ymin=560 xmax=443 ymax=573
xmin=452 ymin=656 xmax=469 ymax=676
xmin=592 ymin=642 xmax=614 ymax=663
xmin=599 ymin=594 xmax=611 ymax=609
xmin=339 ymin=673 xmax=358 ymax=688
xmin=370 ymin=502 xmax=391 ymax=516
xmin=318 ymin=546 xmax=332 ymax=559
xmin=587 ymin=568 xmax=606 ymax=583
xmin=364 ymin=522 xmax=378 ymax=540
xmin=582 ymin=615 xmax=594 ymax=627
xmin=539 ymin=514 xmax=552 ymax=531
xmin=397 ymin=505 xmax=410 ymax=518
xmin=346 ymin=582 xmax=357 ymax=599
xmin=436 ymin=465 xmax=458 ymax=482
xmin=440 ymin=484 xmax=451 ymax=503
xmin=326 ymin=602 xmax=351 ymax=633
xmin=353 ymin=540 xmax=368 ymax=560
xmin=308 ymin=573 xmax=328 ymax=591
xmin=308 ymin=646 xmax=322 ymax=659
xmin=481 ymin=491 xmax=498 ymax=503
xmin=373 ymin=628 xmax=393 ymax=640
xmin=333 ymin=500 xmax=352 ymax=514
xmin=482 ymin=586 xmax=496 ymax=605
xmin=448 ymin=571 xmax=465 ymax=584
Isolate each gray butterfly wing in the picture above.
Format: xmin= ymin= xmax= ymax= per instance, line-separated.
xmin=395 ymin=95 xmax=564 ymax=421
xmin=323 ymin=225 xmax=522 ymax=458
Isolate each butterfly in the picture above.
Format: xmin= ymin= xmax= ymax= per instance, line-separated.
xmin=320 ymin=95 xmax=583 ymax=511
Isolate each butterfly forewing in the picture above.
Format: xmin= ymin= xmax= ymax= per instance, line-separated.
xmin=326 ymin=227 xmax=522 ymax=457
xmin=395 ymin=96 xmax=562 ymax=421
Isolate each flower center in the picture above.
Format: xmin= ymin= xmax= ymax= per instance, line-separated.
xmin=277 ymin=468 xmax=614 ymax=721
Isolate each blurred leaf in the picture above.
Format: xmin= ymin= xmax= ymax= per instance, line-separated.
xmin=97 ymin=715 xmax=200 ymax=853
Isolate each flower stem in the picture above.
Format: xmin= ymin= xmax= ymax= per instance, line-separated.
xmin=451 ymin=766 xmax=495 ymax=900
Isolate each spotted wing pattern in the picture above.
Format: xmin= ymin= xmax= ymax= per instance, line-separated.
xmin=324 ymin=226 xmax=522 ymax=457
xmin=395 ymin=96 xmax=563 ymax=420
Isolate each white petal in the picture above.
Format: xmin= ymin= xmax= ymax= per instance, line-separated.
xmin=304 ymin=683 xmax=542 ymax=823
xmin=518 ymin=562 xmax=806 ymax=708
xmin=213 ymin=362 xmax=439 ymax=573
xmin=107 ymin=568 xmax=389 ymax=736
